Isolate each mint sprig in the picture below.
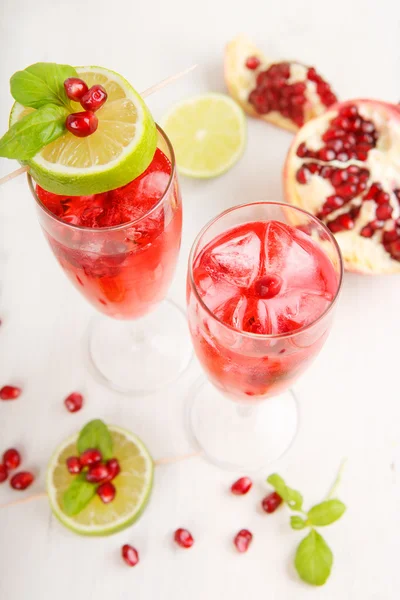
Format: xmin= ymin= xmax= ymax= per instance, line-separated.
xmin=0 ymin=105 xmax=68 ymax=160
xmin=267 ymin=465 xmax=346 ymax=586
xmin=10 ymin=62 xmax=77 ymax=109
xmin=62 ymin=420 xmax=114 ymax=516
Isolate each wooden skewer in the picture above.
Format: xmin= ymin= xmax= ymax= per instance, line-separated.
xmin=0 ymin=450 xmax=202 ymax=510
xmin=0 ymin=64 xmax=198 ymax=188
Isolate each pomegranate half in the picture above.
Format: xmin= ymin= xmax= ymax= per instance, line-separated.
xmin=284 ymin=99 xmax=400 ymax=274
xmin=224 ymin=35 xmax=338 ymax=132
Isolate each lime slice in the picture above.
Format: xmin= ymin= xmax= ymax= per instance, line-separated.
xmin=161 ymin=93 xmax=246 ymax=178
xmin=46 ymin=425 xmax=154 ymax=536
xmin=10 ymin=66 xmax=157 ymax=195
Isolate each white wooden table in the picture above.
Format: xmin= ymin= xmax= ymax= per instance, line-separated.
xmin=1 ymin=0 xmax=400 ymax=597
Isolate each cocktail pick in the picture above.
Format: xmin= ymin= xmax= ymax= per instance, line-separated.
xmin=0 ymin=64 xmax=198 ymax=187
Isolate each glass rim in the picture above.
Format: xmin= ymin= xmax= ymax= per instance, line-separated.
xmin=188 ymin=201 xmax=344 ymax=341
xmin=27 ymin=123 xmax=176 ymax=233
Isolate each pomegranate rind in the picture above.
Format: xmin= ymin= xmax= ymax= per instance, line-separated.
xmin=284 ymin=99 xmax=400 ymax=274
xmin=224 ymin=35 xmax=335 ymax=133
xmin=47 ymin=425 xmax=154 ymax=536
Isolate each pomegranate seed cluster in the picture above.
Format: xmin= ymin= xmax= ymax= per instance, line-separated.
xmin=0 ymin=447 xmax=35 ymax=491
xmin=294 ymin=103 xmax=400 ymax=261
xmin=246 ymin=61 xmax=337 ymax=128
xmin=66 ymin=448 xmax=120 ymax=504
xmin=64 ymin=77 xmax=108 ymax=138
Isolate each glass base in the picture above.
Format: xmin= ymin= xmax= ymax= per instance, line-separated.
xmin=88 ymin=299 xmax=192 ymax=395
xmin=187 ymin=379 xmax=299 ymax=471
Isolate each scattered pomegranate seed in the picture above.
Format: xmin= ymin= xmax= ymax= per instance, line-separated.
xmin=231 ymin=477 xmax=253 ymax=495
xmin=0 ymin=464 xmax=8 ymax=483
xmin=64 ymin=392 xmax=83 ymax=413
xmin=86 ymin=463 xmax=109 ymax=484
xmin=66 ymin=456 xmax=82 ymax=474
xmin=10 ymin=471 xmax=34 ymax=490
xmin=261 ymin=491 xmax=283 ymax=513
xmin=79 ymin=448 xmax=102 ymax=467
xmin=0 ymin=386 xmax=21 ymax=400
xmin=174 ymin=528 xmax=194 ymax=548
xmin=3 ymin=448 xmax=21 ymax=470
xmin=121 ymin=544 xmax=139 ymax=567
xmin=234 ymin=529 xmax=253 ymax=553
xmin=106 ymin=458 xmax=120 ymax=481
xmin=80 ymin=85 xmax=108 ymax=112
xmin=245 ymin=56 xmax=260 ymax=70
xmin=66 ymin=111 xmax=98 ymax=138
xmin=97 ymin=481 xmax=116 ymax=504
xmin=64 ymin=77 xmax=89 ymax=101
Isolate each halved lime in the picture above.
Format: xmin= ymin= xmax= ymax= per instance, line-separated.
xmin=161 ymin=93 xmax=246 ymax=178
xmin=46 ymin=425 xmax=154 ymax=536
xmin=10 ymin=67 xmax=157 ymax=195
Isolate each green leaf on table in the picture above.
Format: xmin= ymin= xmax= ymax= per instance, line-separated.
xmin=0 ymin=104 xmax=68 ymax=160
xmin=10 ymin=62 xmax=77 ymax=108
xmin=295 ymin=529 xmax=333 ymax=586
xmin=63 ymin=474 xmax=96 ymax=516
xmin=77 ymin=419 xmax=113 ymax=460
xmin=307 ymin=499 xmax=346 ymax=527
xmin=267 ymin=473 xmax=303 ymax=511
xmin=290 ymin=516 xmax=307 ymax=530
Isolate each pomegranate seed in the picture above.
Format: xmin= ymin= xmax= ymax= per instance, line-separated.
xmin=336 ymin=151 xmax=349 ymax=162
xmin=97 ymin=481 xmax=116 ymax=503
xmin=66 ymin=456 xmax=82 ymax=474
xmin=121 ymin=544 xmax=139 ymax=567
xmin=383 ymin=229 xmax=399 ymax=244
xmin=307 ymin=67 xmax=321 ymax=82
xmin=0 ymin=464 xmax=8 ymax=483
xmin=340 ymin=104 xmax=358 ymax=118
xmin=254 ymin=275 xmax=282 ymax=299
xmin=66 ymin=111 xmax=98 ymax=138
xmin=360 ymin=225 xmax=374 ymax=238
xmin=245 ymin=56 xmax=260 ymax=70
xmin=364 ymin=183 xmax=382 ymax=200
xmin=0 ymin=386 xmax=21 ymax=400
xmin=296 ymin=142 xmax=308 ymax=158
xmin=80 ymin=85 xmax=108 ymax=112
xmin=3 ymin=448 xmax=21 ymax=470
xmin=376 ymin=191 xmax=390 ymax=205
xmin=296 ymin=166 xmax=309 ymax=184
xmin=174 ymin=528 xmax=194 ymax=548
xmin=262 ymin=491 xmax=283 ymax=513
xmin=86 ymin=463 xmax=109 ymax=483
xmin=234 ymin=529 xmax=253 ymax=553
xmin=320 ymin=166 xmax=334 ymax=178
xmin=307 ymin=163 xmax=320 ymax=174
xmin=64 ymin=77 xmax=88 ymax=101
xmin=64 ymin=392 xmax=83 ymax=413
xmin=231 ymin=477 xmax=253 ymax=495
xmin=80 ymin=448 xmax=102 ymax=467
xmin=376 ymin=204 xmax=393 ymax=220
xmin=370 ymin=219 xmax=384 ymax=231
xmin=389 ymin=240 xmax=400 ymax=259
xmin=10 ymin=471 xmax=34 ymax=490
xmin=106 ymin=458 xmax=120 ymax=481
xmin=325 ymin=195 xmax=345 ymax=209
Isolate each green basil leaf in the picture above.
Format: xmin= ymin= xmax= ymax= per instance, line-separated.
xmin=0 ymin=104 xmax=67 ymax=160
xmin=267 ymin=474 xmax=303 ymax=511
xmin=307 ymin=499 xmax=346 ymax=527
xmin=77 ymin=419 xmax=113 ymax=460
xmin=63 ymin=474 xmax=96 ymax=516
xmin=10 ymin=62 xmax=77 ymax=108
xmin=295 ymin=529 xmax=333 ymax=586
xmin=290 ymin=516 xmax=307 ymax=530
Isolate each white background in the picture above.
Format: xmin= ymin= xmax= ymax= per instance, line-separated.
xmin=1 ymin=0 xmax=400 ymax=598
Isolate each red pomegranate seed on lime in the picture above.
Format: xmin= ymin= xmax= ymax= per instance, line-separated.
xmin=261 ymin=491 xmax=283 ymax=513
xmin=97 ymin=481 xmax=116 ymax=504
xmin=231 ymin=477 xmax=253 ymax=495
xmin=86 ymin=463 xmax=109 ymax=483
xmin=0 ymin=386 xmax=21 ymax=400
xmin=66 ymin=456 xmax=82 ymax=474
xmin=64 ymin=77 xmax=89 ymax=101
xmin=3 ymin=448 xmax=21 ymax=470
xmin=66 ymin=111 xmax=98 ymax=138
xmin=174 ymin=528 xmax=194 ymax=548
xmin=80 ymin=448 xmax=102 ymax=467
xmin=64 ymin=392 xmax=83 ymax=413
xmin=10 ymin=471 xmax=34 ymax=490
xmin=0 ymin=464 xmax=8 ymax=483
xmin=122 ymin=544 xmax=139 ymax=567
xmin=80 ymin=85 xmax=108 ymax=112
xmin=234 ymin=529 xmax=253 ymax=553
xmin=106 ymin=458 xmax=120 ymax=481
